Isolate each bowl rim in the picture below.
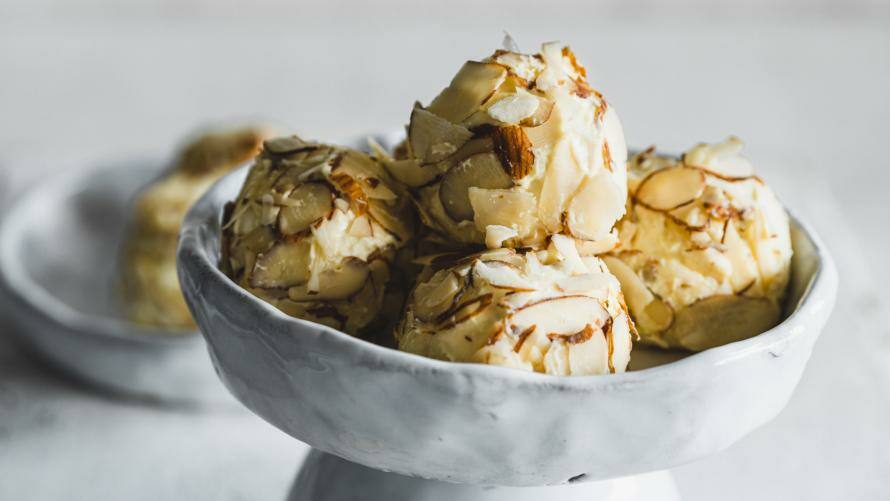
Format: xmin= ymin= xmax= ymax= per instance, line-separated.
xmin=179 ymin=164 xmax=839 ymax=387
xmin=0 ymin=160 xmax=202 ymax=346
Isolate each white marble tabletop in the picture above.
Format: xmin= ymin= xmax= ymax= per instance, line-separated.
xmin=1 ymin=2 xmax=889 ymax=499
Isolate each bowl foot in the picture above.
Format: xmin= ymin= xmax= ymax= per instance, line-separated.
xmin=287 ymin=450 xmax=680 ymax=501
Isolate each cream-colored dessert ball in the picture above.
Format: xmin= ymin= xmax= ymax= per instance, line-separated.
xmin=386 ymin=42 xmax=627 ymax=252
xmin=605 ymin=137 xmax=792 ymax=351
xmin=397 ymin=241 xmax=634 ymax=375
xmin=221 ymin=136 xmax=415 ymax=335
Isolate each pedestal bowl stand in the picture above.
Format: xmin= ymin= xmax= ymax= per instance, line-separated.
xmin=178 ymin=167 xmax=837 ymax=501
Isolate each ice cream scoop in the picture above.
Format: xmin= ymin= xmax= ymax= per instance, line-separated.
xmin=386 ymin=42 xmax=627 ymax=252
xmin=120 ymin=126 xmax=269 ymax=329
xmin=220 ymin=135 xmax=415 ymax=336
xmin=606 ymin=137 xmax=792 ymax=351
xmin=396 ymin=242 xmax=634 ymax=375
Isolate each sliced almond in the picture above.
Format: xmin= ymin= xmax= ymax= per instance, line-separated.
xmin=510 ymin=295 xmax=608 ymax=336
xmin=439 ymin=152 xmax=513 ymax=222
xmin=684 ymin=137 xmax=755 ymax=179
xmin=249 ymin=239 xmax=311 ymax=289
xmin=483 ymin=224 xmax=518 ymax=249
xmin=288 ymin=259 xmax=370 ymax=301
xmin=721 ymin=218 xmax=760 ymax=292
xmin=263 ymin=136 xmax=316 ymax=155
xmin=668 ymin=295 xmax=780 ymax=351
xmin=468 ymin=187 xmax=537 ymax=240
xmin=408 ymin=107 xmax=473 ymax=164
xmin=565 ymin=171 xmax=625 ymax=241
xmin=367 ymin=199 xmax=413 ymax=243
xmin=555 ymin=272 xmax=612 ymax=295
xmin=413 ymin=271 xmax=462 ymax=322
xmin=331 ymin=151 xmax=397 ymax=201
xmin=635 ymin=166 xmax=705 ymax=211
xmin=329 ymin=170 xmax=367 ymax=213
xmin=435 ymin=293 xmax=495 ymax=330
xmin=347 ymin=214 xmax=373 ymax=237
xmin=427 ymin=61 xmax=508 ymax=123
xmin=538 ymin=139 xmax=583 ymax=232
xmin=383 ymin=158 xmax=443 ymax=188
xmin=473 ymin=259 xmax=535 ymax=291
xmin=523 ymin=107 xmax=561 ymax=148
xmin=485 ymin=90 xmax=540 ymax=124
xmin=550 ymin=234 xmax=587 ymax=274
xmin=491 ymin=126 xmax=535 ymax=180
xmin=601 ymin=256 xmax=674 ymax=334
xmin=575 ymin=231 xmax=620 ymax=256
xmin=277 ymin=183 xmax=333 ymax=235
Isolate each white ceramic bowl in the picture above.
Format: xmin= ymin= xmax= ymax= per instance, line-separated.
xmin=178 ymin=159 xmax=837 ymax=486
xmin=0 ymin=161 xmax=232 ymax=405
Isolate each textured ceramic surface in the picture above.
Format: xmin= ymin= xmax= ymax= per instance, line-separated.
xmin=0 ymin=162 xmax=232 ymax=405
xmin=178 ymin=161 xmax=837 ymax=486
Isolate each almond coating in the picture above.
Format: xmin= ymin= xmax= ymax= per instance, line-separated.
xmin=607 ymin=138 xmax=792 ymax=351
xmin=387 ymin=42 xmax=628 ymax=251
xmin=396 ymin=245 xmax=634 ymax=376
xmin=221 ymin=136 xmax=415 ymax=335
xmin=120 ymin=126 xmax=269 ymax=330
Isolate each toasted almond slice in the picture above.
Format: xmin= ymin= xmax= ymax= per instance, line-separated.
xmin=684 ymin=136 xmax=755 ymax=179
xmin=550 ymin=234 xmax=588 ymax=274
xmin=601 ymin=256 xmax=673 ymax=334
xmin=485 ymin=90 xmax=540 ymax=124
xmin=575 ymin=231 xmax=620 ymax=256
xmin=288 ymin=259 xmax=370 ymax=301
xmin=468 ymin=187 xmax=537 ymax=241
xmin=473 ymin=259 xmax=535 ymax=291
xmin=721 ymin=218 xmax=760 ymax=291
xmin=408 ymin=107 xmax=473 ymax=164
xmin=484 ymin=224 xmax=518 ymax=249
xmin=435 ymin=293 xmax=495 ymax=330
xmin=263 ymin=136 xmax=316 ymax=155
xmin=520 ymin=98 xmax=554 ymax=128
xmin=329 ymin=170 xmax=367 ymax=213
xmin=427 ymin=62 xmax=508 ymax=123
xmin=367 ymin=199 xmax=413 ymax=243
xmin=347 ymin=214 xmax=373 ymax=237
xmin=330 ymin=151 xmax=397 ymax=201
xmin=249 ymin=239 xmax=311 ymax=289
xmin=510 ymin=295 xmax=609 ymax=336
xmin=668 ymin=295 xmax=780 ymax=351
xmin=555 ymin=272 xmax=612 ymax=295
xmin=635 ymin=166 xmax=706 ymax=211
xmin=413 ymin=271 xmax=462 ymax=322
xmin=491 ymin=126 xmax=535 ymax=180
xmin=439 ymin=153 xmax=513 ymax=222
xmin=565 ymin=171 xmax=625 ymax=241
xmin=277 ymin=183 xmax=333 ymax=235
xmin=538 ymin=139 xmax=583 ymax=232
xmin=383 ymin=158 xmax=443 ymax=188
xmin=523 ymin=107 xmax=561 ymax=148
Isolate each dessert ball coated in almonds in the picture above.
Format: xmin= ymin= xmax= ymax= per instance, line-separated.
xmin=386 ymin=42 xmax=627 ymax=252
xmin=221 ymin=136 xmax=415 ymax=336
xmin=604 ymin=137 xmax=792 ymax=351
xmin=120 ymin=126 xmax=270 ymax=329
xmin=396 ymin=240 xmax=634 ymax=376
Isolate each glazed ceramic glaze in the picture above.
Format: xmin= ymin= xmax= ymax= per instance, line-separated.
xmin=0 ymin=161 xmax=232 ymax=404
xmin=178 ymin=152 xmax=837 ymax=490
